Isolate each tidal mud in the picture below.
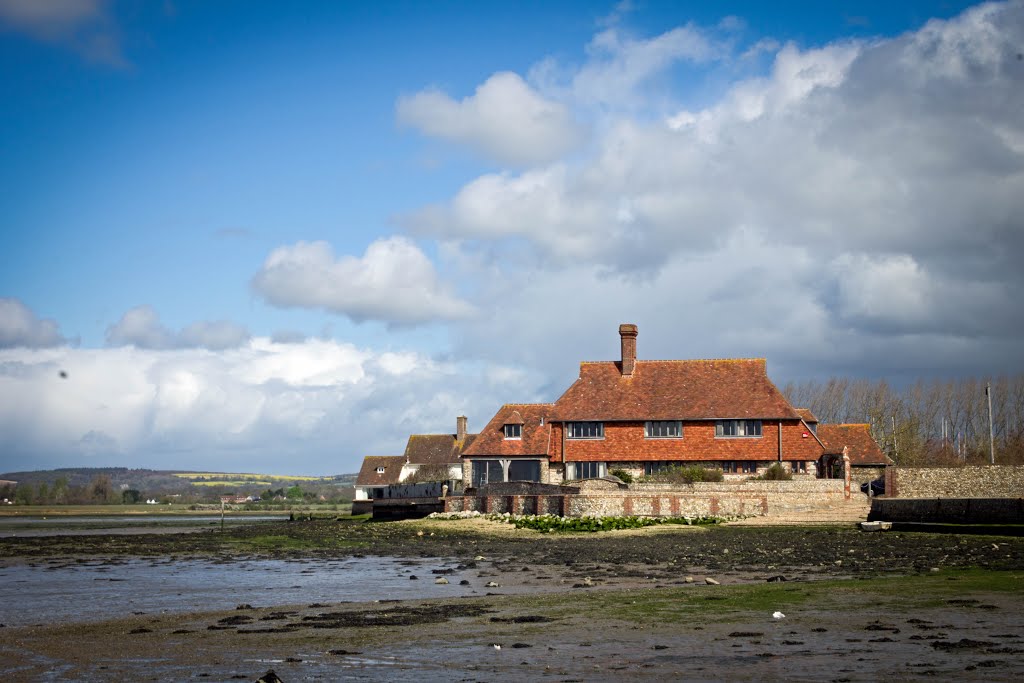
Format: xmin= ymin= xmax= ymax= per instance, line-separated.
xmin=2 ymin=518 xmax=1023 ymax=680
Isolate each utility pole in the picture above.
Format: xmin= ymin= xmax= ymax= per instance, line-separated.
xmin=986 ymin=383 xmax=995 ymax=465
xmin=892 ymin=415 xmax=898 ymax=462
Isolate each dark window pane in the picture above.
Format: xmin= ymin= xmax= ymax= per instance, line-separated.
xmin=508 ymin=460 xmax=540 ymax=482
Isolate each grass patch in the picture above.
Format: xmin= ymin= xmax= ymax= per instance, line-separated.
xmin=490 ymin=569 xmax=1023 ymax=625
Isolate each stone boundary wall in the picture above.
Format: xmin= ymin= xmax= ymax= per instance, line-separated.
xmin=445 ymin=479 xmax=851 ymax=518
xmin=888 ymin=466 xmax=1024 ymax=498
xmin=869 ymin=497 xmax=1024 ymax=524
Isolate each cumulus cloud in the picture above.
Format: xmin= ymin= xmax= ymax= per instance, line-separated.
xmin=0 ymin=298 xmax=67 ymax=349
xmin=406 ymin=2 xmax=1024 ymax=376
xmin=397 ymin=72 xmax=582 ymax=166
xmin=0 ymin=0 xmax=125 ymax=66
xmin=0 ymin=340 xmax=545 ymax=473
xmin=251 ymin=237 xmax=475 ymax=326
xmin=106 ymin=305 xmax=251 ymax=350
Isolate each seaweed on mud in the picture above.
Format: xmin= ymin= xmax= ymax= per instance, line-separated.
xmin=931 ymin=638 xmax=996 ymax=651
xmin=296 ymin=603 xmax=490 ymax=630
xmin=489 ymin=615 xmax=556 ymax=624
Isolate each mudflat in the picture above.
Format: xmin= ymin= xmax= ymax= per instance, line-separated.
xmin=2 ymin=517 xmax=1023 ymax=681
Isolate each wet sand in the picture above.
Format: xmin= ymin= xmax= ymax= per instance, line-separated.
xmin=2 ymin=517 xmax=1023 ymax=681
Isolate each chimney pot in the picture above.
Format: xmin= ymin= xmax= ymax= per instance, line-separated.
xmin=619 ymin=324 xmax=638 ymax=376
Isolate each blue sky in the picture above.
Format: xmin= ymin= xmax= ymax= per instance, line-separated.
xmin=1 ymin=0 xmax=1022 ymax=474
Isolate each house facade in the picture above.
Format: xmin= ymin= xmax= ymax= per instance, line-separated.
xmin=354 ymin=416 xmax=478 ymax=505
xmin=463 ymin=324 xmax=828 ymax=486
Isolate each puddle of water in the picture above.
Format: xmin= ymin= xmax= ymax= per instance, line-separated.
xmin=0 ymin=556 xmax=472 ymax=626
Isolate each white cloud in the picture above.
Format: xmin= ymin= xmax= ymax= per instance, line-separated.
xmin=106 ymin=305 xmax=251 ymax=350
xmin=0 ymin=0 xmax=125 ymax=66
xmin=397 ymin=72 xmax=582 ymax=166
xmin=570 ymin=23 xmax=720 ymax=107
xmin=251 ymin=237 xmax=475 ymax=326
xmin=0 ymin=298 xmax=68 ymax=348
xmin=405 ymin=2 xmax=1024 ymax=370
xmin=0 ymin=339 xmax=545 ymax=473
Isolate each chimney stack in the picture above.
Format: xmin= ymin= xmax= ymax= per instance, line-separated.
xmin=619 ymin=324 xmax=638 ymax=376
xmin=456 ymin=415 xmax=468 ymax=442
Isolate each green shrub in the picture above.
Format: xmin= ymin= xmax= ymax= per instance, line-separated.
xmin=645 ymin=465 xmax=723 ymax=484
xmin=609 ymin=468 xmax=634 ymax=483
xmin=758 ymin=463 xmax=792 ymax=481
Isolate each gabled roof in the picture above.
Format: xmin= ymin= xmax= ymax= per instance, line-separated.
xmin=818 ymin=424 xmax=893 ymax=466
xmin=551 ymin=359 xmax=800 ymax=421
xmin=355 ymin=456 xmax=406 ymax=486
xmin=402 ymin=432 xmax=478 ymax=465
xmin=462 ymin=403 xmax=553 ymax=457
xmin=795 ymin=408 xmax=819 ymax=424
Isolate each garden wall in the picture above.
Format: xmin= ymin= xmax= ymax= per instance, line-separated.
xmin=886 ymin=465 xmax=1024 ymax=498
xmin=868 ymin=497 xmax=1024 ymax=524
xmin=445 ymin=479 xmax=851 ymax=518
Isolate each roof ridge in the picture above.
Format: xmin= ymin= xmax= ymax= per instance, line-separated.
xmin=580 ymin=358 xmax=767 ymax=365
xmin=502 ymin=402 xmax=555 ymax=407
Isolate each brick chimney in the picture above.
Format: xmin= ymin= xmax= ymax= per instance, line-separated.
xmin=619 ymin=324 xmax=638 ymax=376
xmin=456 ymin=415 xmax=468 ymax=442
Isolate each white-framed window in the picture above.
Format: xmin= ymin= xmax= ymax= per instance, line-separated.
xmin=715 ymin=420 xmax=762 ymax=437
xmin=567 ymin=422 xmax=604 ymax=439
xmin=503 ymin=424 xmax=522 ymax=439
xmin=568 ymin=461 xmax=605 ymax=479
xmin=645 ymin=420 xmax=682 ymax=438
xmin=376 ymin=466 xmax=386 ymax=474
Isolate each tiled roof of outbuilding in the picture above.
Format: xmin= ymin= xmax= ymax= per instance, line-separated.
xmin=818 ymin=424 xmax=893 ymax=466
xmin=462 ymin=403 xmax=553 ymax=457
xmin=355 ymin=456 xmax=406 ymax=486
xmin=551 ymin=359 xmax=800 ymax=421
xmin=403 ymin=433 xmax=478 ymax=465
xmin=795 ymin=408 xmax=819 ymax=423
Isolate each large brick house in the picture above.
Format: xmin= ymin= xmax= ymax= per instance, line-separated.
xmin=462 ymin=324 xmax=829 ymax=485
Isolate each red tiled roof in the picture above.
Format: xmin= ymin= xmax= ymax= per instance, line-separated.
xmin=795 ymin=408 xmax=818 ymax=423
xmin=403 ymin=433 xmax=479 ymax=465
xmin=462 ymin=403 xmax=554 ymax=457
xmin=551 ymin=359 xmax=800 ymax=422
xmin=818 ymin=424 xmax=892 ymax=466
xmin=355 ymin=456 xmax=406 ymax=486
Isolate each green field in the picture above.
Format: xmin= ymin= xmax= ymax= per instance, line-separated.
xmin=172 ymin=472 xmax=328 ymax=482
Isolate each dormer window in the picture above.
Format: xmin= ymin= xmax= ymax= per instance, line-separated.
xmin=503 ymin=424 xmax=522 ymax=440
xmin=376 ymin=466 xmax=386 ymax=474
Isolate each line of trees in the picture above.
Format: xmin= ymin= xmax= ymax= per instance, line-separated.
xmin=1 ymin=474 xmax=120 ymax=505
xmin=781 ymin=375 xmax=1024 ymax=466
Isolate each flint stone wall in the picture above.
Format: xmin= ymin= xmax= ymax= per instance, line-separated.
xmin=888 ymin=465 xmax=1024 ymax=498
xmin=445 ymin=479 xmax=851 ymax=518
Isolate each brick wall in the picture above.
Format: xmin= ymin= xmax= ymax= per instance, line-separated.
xmin=889 ymin=465 xmax=1024 ymax=498
xmin=553 ymin=420 xmax=822 ymax=462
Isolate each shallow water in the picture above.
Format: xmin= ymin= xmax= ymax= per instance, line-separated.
xmin=0 ymin=556 xmax=472 ymax=626
xmin=0 ymin=515 xmax=283 ymax=537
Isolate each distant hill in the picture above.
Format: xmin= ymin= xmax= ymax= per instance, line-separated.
xmin=0 ymin=467 xmax=358 ymax=499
